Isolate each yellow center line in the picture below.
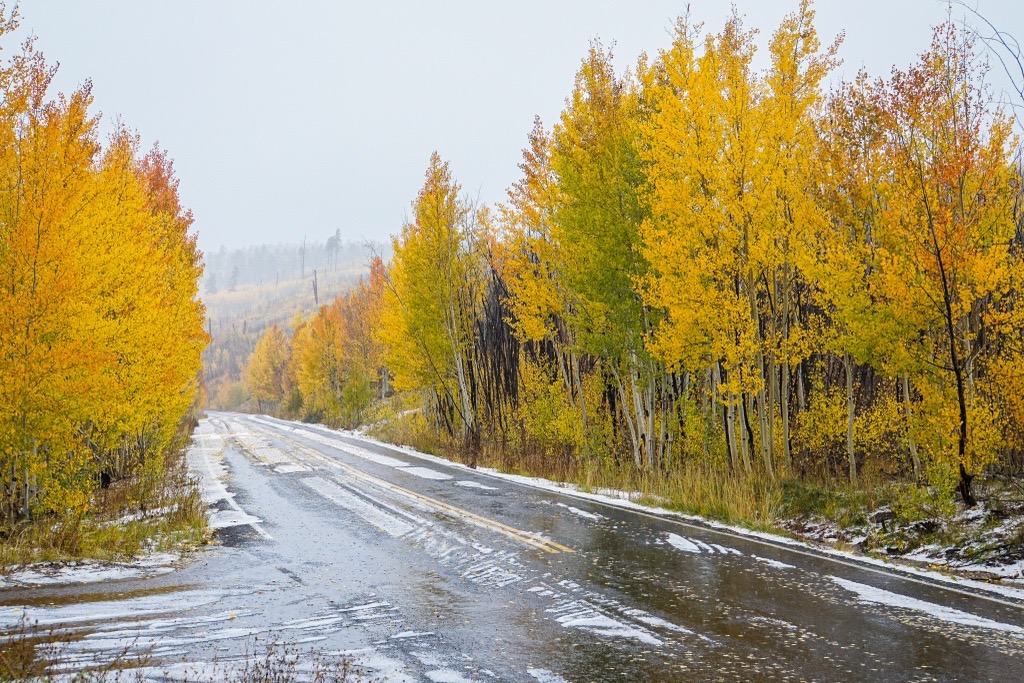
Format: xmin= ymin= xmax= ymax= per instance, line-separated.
xmin=280 ymin=435 xmax=572 ymax=555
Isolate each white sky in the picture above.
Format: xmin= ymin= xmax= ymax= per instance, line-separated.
xmin=12 ymin=1 xmax=1024 ymax=253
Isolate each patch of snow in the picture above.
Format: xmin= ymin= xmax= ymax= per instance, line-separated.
xmin=954 ymin=506 xmax=988 ymax=523
xmin=693 ymin=538 xmax=716 ymax=552
xmin=0 ymin=552 xmax=179 ymax=588
xmin=554 ymin=612 xmax=662 ymax=646
xmin=396 ymin=466 xmax=452 ymax=481
xmin=529 ymin=669 xmax=570 ymax=683
xmin=752 ymin=555 xmax=796 ymax=570
xmin=102 ymin=505 xmax=178 ymax=526
xmin=903 ymin=545 xmax=942 ymax=563
xmin=665 ymin=533 xmax=739 ymax=557
xmin=555 ymin=502 xmax=604 ymax=521
xmin=961 ymin=558 xmax=1024 ymax=579
xmin=426 ymin=669 xmax=475 ymax=683
xmin=831 ymin=577 xmax=1024 ymax=636
xmin=623 ymin=608 xmax=695 ymax=635
xmin=666 ymin=533 xmax=702 ymax=553
xmin=710 ymin=543 xmax=741 ymax=555
xmin=455 ymin=480 xmax=498 ymax=491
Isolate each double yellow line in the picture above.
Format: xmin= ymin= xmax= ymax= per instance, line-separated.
xmin=283 ymin=437 xmax=572 ymax=555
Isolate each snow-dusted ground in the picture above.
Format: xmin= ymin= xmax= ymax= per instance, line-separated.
xmin=0 ymin=552 xmax=179 ymax=589
xmin=0 ymin=419 xmax=263 ymax=589
xmin=0 ymin=428 xmax=239 ymax=591
xmin=0 ymin=416 xmax=278 ymax=589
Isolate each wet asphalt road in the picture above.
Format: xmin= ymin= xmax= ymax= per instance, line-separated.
xmin=3 ymin=412 xmax=1024 ymax=682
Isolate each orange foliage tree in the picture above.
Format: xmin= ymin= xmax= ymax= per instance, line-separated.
xmin=0 ymin=11 xmax=206 ymax=521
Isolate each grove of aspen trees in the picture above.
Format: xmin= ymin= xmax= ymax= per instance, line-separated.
xmin=247 ymin=2 xmax=1024 ymax=508
xmin=0 ymin=11 xmax=207 ymax=525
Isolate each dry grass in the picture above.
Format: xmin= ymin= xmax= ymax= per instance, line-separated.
xmin=202 ymin=644 xmax=372 ymax=683
xmin=203 ymin=271 xmax=362 ymax=323
xmin=371 ymin=409 xmax=786 ymax=530
xmin=0 ymin=449 xmax=208 ymax=568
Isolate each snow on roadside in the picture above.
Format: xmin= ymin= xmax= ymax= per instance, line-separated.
xmin=0 ymin=552 xmax=178 ymax=589
xmin=190 ymin=420 xmax=271 ymax=539
xmin=971 ymin=559 xmax=1024 ymax=580
xmin=0 ymin=425 xmax=230 ymax=590
xmin=467 ymin=467 xmax=1024 ymax=602
xmin=325 ymin=425 xmax=1024 ymax=604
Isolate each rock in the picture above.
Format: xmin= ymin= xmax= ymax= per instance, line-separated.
xmin=869 ymin=507 xmax=895 ymax=527
xmin=910 ymin=519 xmax=940 ymax=535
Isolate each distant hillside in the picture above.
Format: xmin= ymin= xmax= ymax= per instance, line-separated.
xmin=200 ymin=241 xmax=386 ymax=411
xmin=201 ymin=236 xmax=391 ymax=294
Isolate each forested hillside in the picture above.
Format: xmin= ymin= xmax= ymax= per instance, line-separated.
xmin=201 ymin=237 xmax=390 ymax=294
xmin=201 ymin=243 xmax=384 ymax=412
xmin=243 ymin=2 xmax=1024 ymax=539
xmin=0 ymin=7 xmax=207 ymax=557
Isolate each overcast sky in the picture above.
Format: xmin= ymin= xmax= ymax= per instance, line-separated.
xmin=13 ymin=1 xmax=1024 ymax=253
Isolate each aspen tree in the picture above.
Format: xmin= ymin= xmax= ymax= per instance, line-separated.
xmin=377 ymin=154 xmax=483 ymax=448
xmin=552 ymin=43 xmax=671 ymax=471
xmin=247 ymin=325 xmax=289 ymax=411
xmin=874 ymin=23 xmax=1018 ymax=503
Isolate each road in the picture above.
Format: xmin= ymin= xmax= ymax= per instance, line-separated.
xmin=3 ymin=412 xmax=1023 ymax=682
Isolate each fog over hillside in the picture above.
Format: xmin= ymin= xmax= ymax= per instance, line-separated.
xmin=201 ymin=236 xmax=391 ymax=294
